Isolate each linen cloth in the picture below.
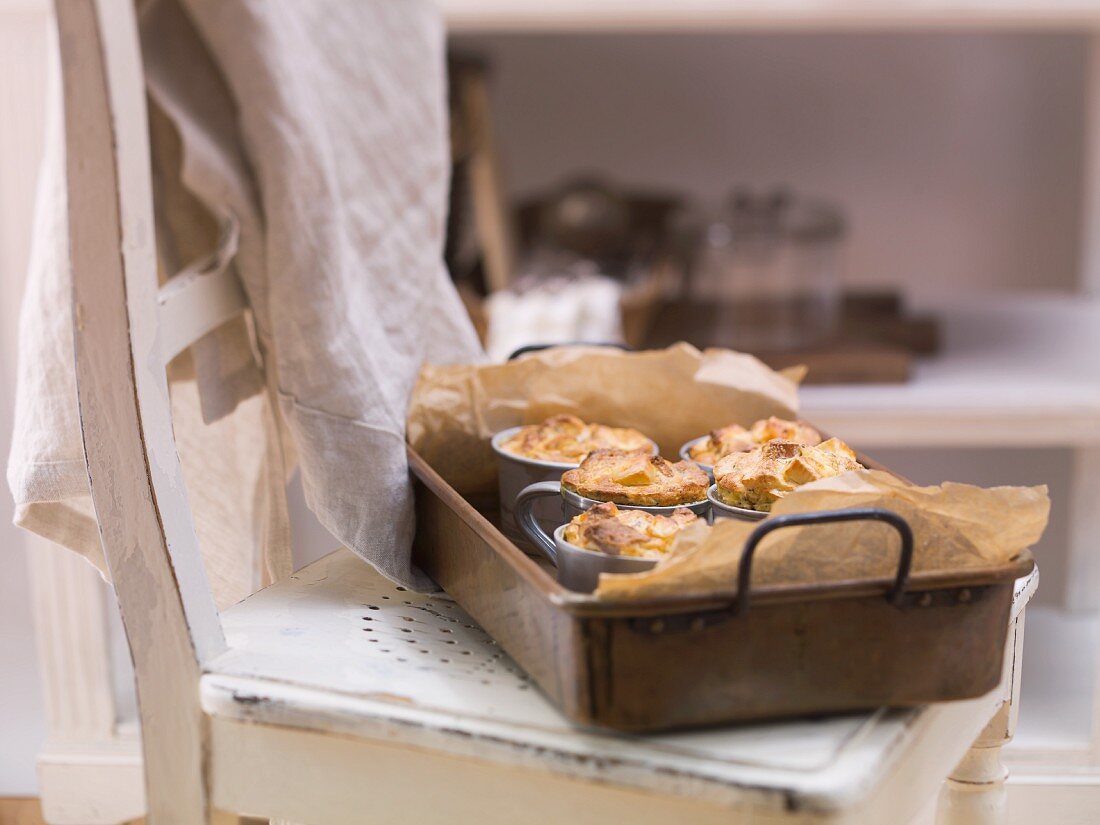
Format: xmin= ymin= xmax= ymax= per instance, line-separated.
xmin=8 ymin=0 xmax=483 ymax=601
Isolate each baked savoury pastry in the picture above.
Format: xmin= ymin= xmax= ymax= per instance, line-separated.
xmin=563 ymin=502 xmax=699 ymax=558
xmin=689 ymin=416 xmax=822 ymax=466
xmin=500 ymin=414 xmax=651 ymax=463
xmin=562 ymin=449 xmax=710 ymax=507
xmin=714 ymin=437 xmax=862 ymax=511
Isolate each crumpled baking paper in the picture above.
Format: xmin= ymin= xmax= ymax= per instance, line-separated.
xmin=407 ymin=342 xmax=802 ymax=496
xmin=595 ymin=469 xmax=1048 ymax=600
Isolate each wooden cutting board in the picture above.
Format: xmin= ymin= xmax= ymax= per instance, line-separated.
xmin=644 ymin=291 xmax=938 ymax=384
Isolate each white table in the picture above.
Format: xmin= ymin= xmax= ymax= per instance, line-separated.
xmin=804 ymin=294 xmax=1100 ymax=614
xmin=802 ymin=294 xmax=1100 ymax=450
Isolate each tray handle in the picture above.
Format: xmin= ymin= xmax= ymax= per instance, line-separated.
xmin=508 ymin=341 xmax=631 ymax=361
xmin=735 ymin=507 xmax=914 ymax=617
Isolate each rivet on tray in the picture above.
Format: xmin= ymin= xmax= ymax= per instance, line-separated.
xmin=918 ymin=592 xmax=933 ymax=608
xmin=650 ymin=619 xmax=665 ymax=633
xmin=958 ymin=588 xmax=972 ymax=603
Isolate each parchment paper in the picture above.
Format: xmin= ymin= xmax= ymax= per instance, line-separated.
xmin=595 ymin=470 xmax=1049 ymax=600
xmin=407 ymin=343 xmax=803 ymax=496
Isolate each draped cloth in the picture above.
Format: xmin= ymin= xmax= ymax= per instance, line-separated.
xmin=7 ymin=0 xmax=483 ymax=605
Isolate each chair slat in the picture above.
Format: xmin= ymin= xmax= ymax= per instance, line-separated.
xmin=158 ymin=217 xmax=247 ymax=363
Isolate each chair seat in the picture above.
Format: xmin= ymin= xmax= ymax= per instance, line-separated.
xmin=201 ymin=550 xmax=1033 ymax=818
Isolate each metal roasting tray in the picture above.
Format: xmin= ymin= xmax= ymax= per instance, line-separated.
xmin=408 ymin=446 xmax=1034 ymax=732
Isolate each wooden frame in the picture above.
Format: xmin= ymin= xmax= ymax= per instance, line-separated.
xmin=58 ymin=0 xmax=225 ymax=819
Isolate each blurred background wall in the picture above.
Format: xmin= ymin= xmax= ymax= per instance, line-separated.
xmin=454 ymin=31 xmax=1086 ymax=296
xmin=0 ymin=3 xmax=49 ymax=796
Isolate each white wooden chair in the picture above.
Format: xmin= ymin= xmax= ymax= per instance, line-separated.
xmin=55 ymin=1 xmax=1039 ymax=823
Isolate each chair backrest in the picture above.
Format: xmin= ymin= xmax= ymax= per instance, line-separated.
xmin=57 ymin=0 xmax=246 ymax=818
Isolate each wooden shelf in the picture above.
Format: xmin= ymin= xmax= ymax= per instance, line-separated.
xmin=800 ymin=294 xmax=1100 ymax=448
xmin=440 ymin=0 xmax=1100 ymax=33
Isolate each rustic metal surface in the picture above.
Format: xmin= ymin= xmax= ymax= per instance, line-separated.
xmin=409 ymin=448 xmax=1034 ymax=732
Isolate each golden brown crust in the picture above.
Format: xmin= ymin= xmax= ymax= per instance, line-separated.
xmin=714 ymin=437 xmax=862 ymax=511
xmin=687 ymin=423 xmax=755 ymax=465
xmin=751 ymin=417 xmax=823 ymax=446
xmin=562 ymin=502 xmax=699 ymax=558
xmin=688 ymin=417 xmax=823 ymax=466
xmin=561 ymin=449 xmax=710 ymax=506
xmin=500 ymin=414 xmax=652 ymax=464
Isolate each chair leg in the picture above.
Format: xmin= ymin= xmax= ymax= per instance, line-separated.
xmin=935 ymin=740 xmax=1008 ymax=825
xmin=937 ymin=585 xmax=1030 ymax=825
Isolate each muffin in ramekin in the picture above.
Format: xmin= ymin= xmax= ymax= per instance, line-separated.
xmin=709 ymin=437 xmax=862 ymax=519
xmin=498 ymin=413 xmax=652 ymax=463
xmin=561 ymin=449 xmax=710 ymax=509
xmin=521 ymin=501 xmax=701 ymax=592
xmin=563 ymin=501 xmax=699 ymax=559
xmin=491 ymin=415 xmax=656 ymax=544
xmin=681 ymin=417 xmax=823 ymax=477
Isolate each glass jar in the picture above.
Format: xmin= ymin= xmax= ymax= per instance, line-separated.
xmin=692 ymin=190 xmax=844 ymax=352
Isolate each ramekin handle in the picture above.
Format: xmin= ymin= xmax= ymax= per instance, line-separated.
xmin=514 ymin=481 xmax=562 ymax=565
